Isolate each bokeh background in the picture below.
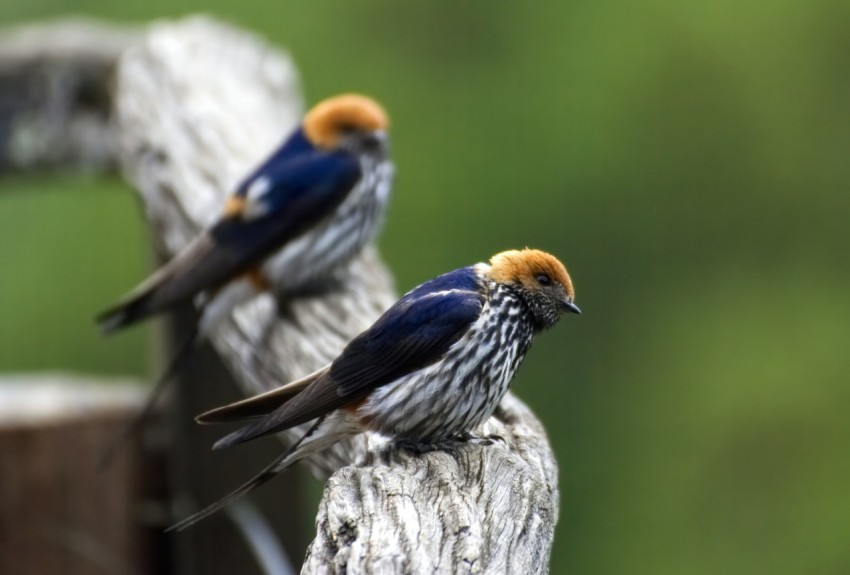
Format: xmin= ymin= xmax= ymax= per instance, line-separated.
xmin=2 ymin=1 xmax=849 ymax=573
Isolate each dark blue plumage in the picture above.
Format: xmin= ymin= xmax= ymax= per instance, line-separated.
xmin=210 ymin=151 xmax=361 ymax=262
xmin=331 ymin=267 xmax=485 ymax=394
xmin=211 ymin=269 xmax=487 ymax=444
xmin=240 ymin=127 xmax=314 ymax=173
xmin=168 ymin=249 xmax=579 ymax=531
xmin=234 ymin=135 xmax=360 ymax=217
xmin=94 ymin=94 xmax=393 ymax=469
xmin=401 ymin=265 xmax=482 ymax=297
xmin=97 ymin=95 xmax=391 ymax=333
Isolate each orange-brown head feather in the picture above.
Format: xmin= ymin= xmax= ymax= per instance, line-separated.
xmin=488 ymin=248 xmax=575 ymax=300
xmin=303 ymin=94 xmax=389 ymax=150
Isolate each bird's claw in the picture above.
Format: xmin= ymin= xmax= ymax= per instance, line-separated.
xmin=458 ymin=432 xmax=505 ymax=447
xmin=396 ymin=439 xmax=447 ymax=454
xmin=396 ymin=433 xmax=504 ymax=455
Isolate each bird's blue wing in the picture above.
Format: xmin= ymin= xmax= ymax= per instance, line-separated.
xmin=331 ymin=268 xmax=485 ymax=395
xmin=212 ymin=148 xmax=361 ymax=255
xmin=152 ymin=150 xmax=361 ymax=304
xmin=211 ymin=268 xmax=485 ymax=447
xmin=96 ymin=145 xmax=361 ymax=330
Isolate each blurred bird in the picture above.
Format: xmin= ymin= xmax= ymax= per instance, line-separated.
xmin=95 ymin=94 xmax=394 ymax=468
xmin=169 ymin=248 xmax=580 ymax=531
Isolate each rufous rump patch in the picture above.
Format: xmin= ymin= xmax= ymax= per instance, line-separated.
xmin=246 ymin=268 xmax=270 ymax=291
xmin=303 ymin=94 xmax=389 ymax=149
xmin=343 ymin=397 xmax=368 ymax=415
xmin=223 ymin=195 xmax=246 ymax=217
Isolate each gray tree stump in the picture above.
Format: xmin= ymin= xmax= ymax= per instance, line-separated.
xmin=110 ymin=16 xmax=559 ymax=574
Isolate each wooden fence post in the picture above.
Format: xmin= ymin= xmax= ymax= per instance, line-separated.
xmin=116 ymin=16 xmax=560 ymax=574
xmin=2 ymin=15 xmax=561 ymax=573
xmin=0 ymin=376 xmax=162 ymax=575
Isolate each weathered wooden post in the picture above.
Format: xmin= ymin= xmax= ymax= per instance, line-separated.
xmin=3 ymin=16 xmax=561 ymax=573
xmin=117 ymin=16 xmax=560 ymax=573
xmin=0 ymin=376 xmax=161 ymax=575
xmin=0 ymin=20 xmax=164 ymax=575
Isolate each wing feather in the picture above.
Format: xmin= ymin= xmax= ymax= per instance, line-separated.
xmin=196 ymin=366 xmax=329 ymax=424
xmin=96 ymin=150 xmax=360 ymax=331
xmin=212 ymin=271 xmax=485 ymax=448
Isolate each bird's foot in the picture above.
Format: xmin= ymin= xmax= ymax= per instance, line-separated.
xmin=396 ymin=433 xmax=504 ymax=454
xmin=274 ymin=297 xmax=299 ymax=323
xmin=455 ymin=431 xmax=506 ymax=447
xmin=396 ymin=439 xmax=446 ymax=455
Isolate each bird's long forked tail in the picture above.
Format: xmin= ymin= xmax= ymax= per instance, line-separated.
xmin=166 ymin=417 xmax=324 ymax=532
xmin=96 ymin=325 xmax=201 ymax=472
xmin=96 ymin=271 xmax=171 ymax=334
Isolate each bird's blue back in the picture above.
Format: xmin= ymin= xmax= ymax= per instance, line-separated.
xmin=400 ymin=266 xmax=482 ymax=300
xmin=234 ymin=127 xmax=361 ymax=217
xmin=330 ymin=266 xmax=485 ymax=396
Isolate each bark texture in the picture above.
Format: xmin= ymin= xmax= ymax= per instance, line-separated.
xmin=112 ymin=16 xmax=558 ymax=574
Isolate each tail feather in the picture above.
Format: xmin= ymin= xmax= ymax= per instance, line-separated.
xmin=166 ymin=452 xmax=292 ymax=533
xmin=167 ymin=418 xmax=324 ymax=532
xmin=96 ymin=290 xmax=158 ymax=334
xmin=96 ymin=326 xmax=201 ymax=472
xmin=196 ymin=366 xmax=329 ymax=424
xmin=168 ymin=411 xmax=363 ymax=531
xmin=96 ymin=232 xmax=220 ymax=334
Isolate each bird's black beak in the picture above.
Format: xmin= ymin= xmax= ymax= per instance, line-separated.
xmin=562 ymin=299 xmax=581 ymax=315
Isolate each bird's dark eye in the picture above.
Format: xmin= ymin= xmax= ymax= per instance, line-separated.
xmin=360 ymin=132 xmax=383 ymax=151
xmin=337 ymin=122 xmax=357 ymax=134
xmin=535 ymin=273 xmax=551 ymax=286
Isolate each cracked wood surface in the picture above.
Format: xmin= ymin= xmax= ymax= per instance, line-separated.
xmin=111 ymin=16 xmax=558 ymax=574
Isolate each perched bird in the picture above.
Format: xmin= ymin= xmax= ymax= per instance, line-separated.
xmin=169 ymin=248 xmax=580 ymax=531
xmin=95 ymin=94 xmax=394 ymax=467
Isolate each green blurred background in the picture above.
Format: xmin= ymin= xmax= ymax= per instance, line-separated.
xmin=2 ymin=1 xmax=849 ymax=573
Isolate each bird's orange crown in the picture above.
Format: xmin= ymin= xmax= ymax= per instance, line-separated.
xmin=303 ymin=94 xmax=389 ymax=149
xmin=488 ymin=248 xmax=575 ymax=299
